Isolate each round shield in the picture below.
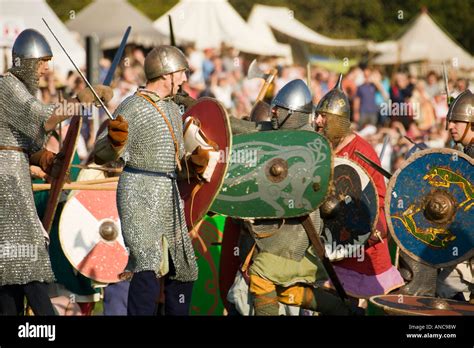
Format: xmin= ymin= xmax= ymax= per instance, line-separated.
xmin=386 ymin=148 xmax=474 ymax=268
xmin=59 ymin=177 xmax=128 ymax=284
xmin=320 ymin=157 xmax=378 ymax=258
xmin=369 ymin=295 xmax=474 ymax=316
xmin=180 ymin=97 xmax=232 ymax=230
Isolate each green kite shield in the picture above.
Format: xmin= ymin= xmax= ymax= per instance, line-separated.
xmin=211 ymin=130 xmax=332 ymax=219
xmin=386 ymin=148 xmax=474 ymax=268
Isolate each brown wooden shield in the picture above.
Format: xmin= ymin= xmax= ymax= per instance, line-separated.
xmin=369 ymin=294 xmax=474 ymax=316
xmin=180 ymin=97 xmax=232 ymax=230
xmin=42 ymin=116 xmax=82 ymax=233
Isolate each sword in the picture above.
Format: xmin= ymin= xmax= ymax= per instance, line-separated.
xmin=355 ymin=150 xmax=392 ymax=179
xmin=42 ymin=18 xmax=115 ymax=120
xmin=103 ymin=26 xmax=131 ymax=86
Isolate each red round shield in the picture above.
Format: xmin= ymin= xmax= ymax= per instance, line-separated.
xmin=59 ymin=181 xmax=128 ymax=284
xmin=180 ymin=97 xmax=232 ymax=230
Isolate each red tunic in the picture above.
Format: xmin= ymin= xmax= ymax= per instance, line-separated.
xmin=333 ymin=134 xmax=393 ymax=275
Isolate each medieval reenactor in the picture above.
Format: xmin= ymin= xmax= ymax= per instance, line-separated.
xmin=226 ymin=79 xmax=358 ymax=315
xmin=0 ymin=29 xmax=112 ymax=315
xmin=315 ymin=75 xmax=404 ymax=301
xmin=446 ymin=89 xmax=474 ymax=158
xmin=92 ymin=46 xmax=211 ymax=315
xmin=437 ymin=89 xmax=474 ymax=301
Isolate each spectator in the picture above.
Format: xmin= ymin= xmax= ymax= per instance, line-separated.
xmin=425 ymin=71 xmax=440 ymax=100
xmin=353 ymin=67 xmax=379 ymax=127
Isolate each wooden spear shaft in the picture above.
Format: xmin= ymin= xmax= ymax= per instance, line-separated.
xmin=33 ymin=182 xmax=117 ymax=192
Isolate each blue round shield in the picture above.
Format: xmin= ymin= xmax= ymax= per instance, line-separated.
xmin=386 ymin=148 xmax=474 ymax=267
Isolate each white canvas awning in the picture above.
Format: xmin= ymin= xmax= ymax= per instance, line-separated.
xmin=372 ymin=11 xmax=474 ymax=69
xmin=153 ymin=0 xmax=291 ymax=59
xmin=248 ymin=4 xmax=367 ymax=49
xmin=66 ymin=0 xmax=166 ymax=49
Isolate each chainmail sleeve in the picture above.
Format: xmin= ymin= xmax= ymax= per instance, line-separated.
xmin=92 ymin=100 xmax=132 ymax=165
xmin=0 ymin=74 xmax=55 ymax=151
xmin=93 ymin=126 xmax=125 ymax=165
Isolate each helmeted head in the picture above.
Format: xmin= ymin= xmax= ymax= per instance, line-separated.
xmin=315 ymin=74 xmax=351 ymax=144
xmin=144 ymin=45 xmax=189 ymax=81
xmin=144 ymin=45 xmax=189 ymax=97
xmin=12 ymin=29 xmax=53 ymax=62
xmin=9 ymin=29 xmax=53 ymax=95
xmin=447 ymin=89 xmax=474 ymax=146
xmin=269 ymin=79 xmax=313 ymax=130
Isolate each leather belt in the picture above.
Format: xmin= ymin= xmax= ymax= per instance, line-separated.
xmin=0 ymin=146 xmax=27 ymax=153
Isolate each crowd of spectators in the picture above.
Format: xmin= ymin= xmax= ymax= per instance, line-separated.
xmin=33 ymin=44 xmax=472 ymax=174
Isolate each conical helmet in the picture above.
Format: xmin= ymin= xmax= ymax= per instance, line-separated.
xmin=315 ymin=74 xmax=350 ymax=120
xmin=269 ymin=79 xmax=314 ymax=130
xmin=12 ymin=29 xmax=53 ymax=62
xmin=315 ymin=74 xmax=351 ymax=144
xmin=447 ymin=89 xmax=474 ymax=124
xmin=144 ymin=45 xmax=189 ymax=81
xmin=271 ymin=79 xmax=313 ymax=114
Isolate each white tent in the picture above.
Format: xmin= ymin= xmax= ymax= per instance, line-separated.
xmin=372 ymin=11 xmax=474 ymax=70
xmin=153 ymin=0 xmax=291 ymax=59
xmin=247 ymin=4 xmax=367 ymax=49
xmin=67 ymin=0 xmax=166 ymax=50
xmin=0 ymin=0 xmax=85 ymax=75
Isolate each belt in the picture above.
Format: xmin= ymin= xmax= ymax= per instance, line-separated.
xmin=123 ymin=166 xmax=177 ymax=180
xmin=0 ymin=146 xmax=27 ymax=153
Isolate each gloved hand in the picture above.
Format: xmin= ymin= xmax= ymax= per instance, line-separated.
xmin=29 ymin=150 xmax=67 ymax=182
xmin=30 ymin=149 xmax=55 ymax=172
xmin=189 ymin=146 xmax=211 ymax=176
xmin=108 ymin=115 xmax=129 ymax=149
xmin=77 ymin=84 xmax=114 ymax=106
xmin=47 ymin=152 xmax=67 ymax=181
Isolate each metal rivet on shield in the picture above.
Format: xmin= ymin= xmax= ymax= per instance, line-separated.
xmin=99 ymin=220 xmax=118 ymax=241
xmin=265 ymin=158 xmax=288 ymax=183
xmin=312 ymin=182 xmax=320 ymax=191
